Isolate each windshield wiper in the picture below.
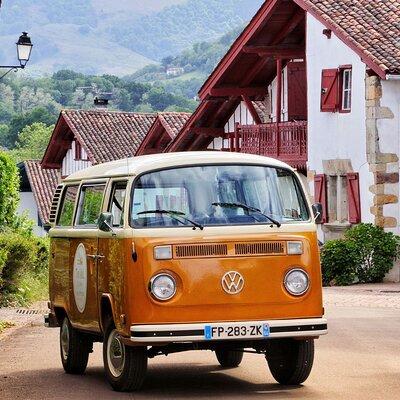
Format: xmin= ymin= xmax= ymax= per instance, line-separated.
xmin=212 ymin=202 xmax=281 ymax=228
xmin=137 ymin=210 xmax=204 ymax=230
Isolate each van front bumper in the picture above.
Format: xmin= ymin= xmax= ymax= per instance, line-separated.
xmin=130 ymin=318 xmax=327 ymax=343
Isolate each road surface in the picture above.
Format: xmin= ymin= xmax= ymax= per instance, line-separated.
xmin=0 ymin=304 xmax=399 ymax=400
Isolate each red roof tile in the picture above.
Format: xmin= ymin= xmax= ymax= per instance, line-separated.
xmin=61 ymin=110 xmax=157 ymax=164
xmin=297 ymin=0 xmax=400 ymax=75
xmin=23 ymin=160 xmax=60 ymax=224
xmin=158 ymin=112 xmax=192 ymax=138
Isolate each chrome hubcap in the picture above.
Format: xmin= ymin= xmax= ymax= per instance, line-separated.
xmin=61 ymin=319 xmax=70 ymax=361
xmin=107 ymin=329 xmax=125 ymax=378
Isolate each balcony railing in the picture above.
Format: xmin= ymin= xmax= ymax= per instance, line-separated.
xmin=236 ymin=121 xmax=308 ymax=170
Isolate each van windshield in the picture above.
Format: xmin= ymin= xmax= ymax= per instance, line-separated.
xmin=131 ymin=164 xmax=309 ymax=228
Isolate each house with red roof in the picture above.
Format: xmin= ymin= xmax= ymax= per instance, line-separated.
xmin=18 ymin=110 xmax=190 ymax=235
xmin=163 ymin=0 xmax=399 ymax=265
xmin=18 ymin=0 xmax=400 ymax=281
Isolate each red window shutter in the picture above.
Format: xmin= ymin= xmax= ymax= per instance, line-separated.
xmin=321 ymin=69 xmax=339 ymax=112
xmin=347 ymin=172 xmax=361 ymax=224
xmin=287 ymin=61 xmax=307 ymax=120
xmin=314 ymin=174 xmax=328 ymax=223
xmin=74 ymin=141 xmax=82 ymax=160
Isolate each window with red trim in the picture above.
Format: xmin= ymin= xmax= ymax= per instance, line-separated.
xmin=321 ymin=66 xmax=352 ymax=113
xmin=340 ymin=67 xmax=352 ymax=112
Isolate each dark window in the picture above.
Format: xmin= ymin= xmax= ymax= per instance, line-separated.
xmin=74 ymin=141 xmax=82 ymax=160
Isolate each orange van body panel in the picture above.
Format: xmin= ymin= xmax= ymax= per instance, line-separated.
xmin=123 ymin=231 xmax=323 ymax=333
xmin=51 ymin=231 xmax=323 ymax=339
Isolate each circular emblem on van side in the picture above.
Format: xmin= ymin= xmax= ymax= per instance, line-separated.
xmin=221 ymin=271 xmax=244 ymax=295
xmin=73 ymin=243 xmax=87 ymax=313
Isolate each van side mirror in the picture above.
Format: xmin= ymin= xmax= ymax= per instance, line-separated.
xmin=98 ymin=212 xmax=115 ymax=234
xmin=43 ymin=222 xmax=52 ymax=232
xmin=312 ymin=203 xmax=323 ymax=224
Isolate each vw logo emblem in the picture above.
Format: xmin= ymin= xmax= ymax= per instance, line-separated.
xmin=221 ymin=271 xmax=244 ymax=295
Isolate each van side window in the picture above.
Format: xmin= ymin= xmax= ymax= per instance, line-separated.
xmin=76 ymin=184 xmax=106 ymax=226
xmin=109 ymin=182 xmax=127 ymax=227
xmin=57 ymin=185 xmax=79 ymax=226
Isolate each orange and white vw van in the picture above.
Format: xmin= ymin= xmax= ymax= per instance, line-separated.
xmin=46 ymin=151 xmax=327 ymax=392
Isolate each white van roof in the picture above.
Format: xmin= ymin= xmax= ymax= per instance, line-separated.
xmin=63 ymin=152 xmax=293 ymax=182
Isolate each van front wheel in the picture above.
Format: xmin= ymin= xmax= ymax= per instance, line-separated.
xmin=215 ymin=348 xmax=243 ymax=368
xmin=60 ymin=317 xmax=91 ymax=374
xmin=103 ymin=324 xmax=147 ymax=392
xmin=267 ymin=339 xmax=314 ymax=385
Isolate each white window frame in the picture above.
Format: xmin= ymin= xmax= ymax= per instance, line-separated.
xmin=341 ymin=68 xmax=352 ymax=111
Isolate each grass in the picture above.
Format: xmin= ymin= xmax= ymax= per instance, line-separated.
xmin=0 ymin=321 xmax=15 ymax=335
xmin=0 ymin=268 xmax=49 ymax=308
xmin=17 ymin=268 xmax=49 ymax=305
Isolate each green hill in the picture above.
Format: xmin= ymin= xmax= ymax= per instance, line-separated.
xmin=0 ymin=0 xmax=263 ymax=75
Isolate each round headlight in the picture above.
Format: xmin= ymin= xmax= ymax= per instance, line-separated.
xmin=150 ymin=274 xmax=176 ymax=301
xmin=284 ymin=269 xmax=309 ymax=296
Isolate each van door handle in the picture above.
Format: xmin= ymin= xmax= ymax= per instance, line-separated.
xmin=87 ymin=254 xmax=105 ymax=261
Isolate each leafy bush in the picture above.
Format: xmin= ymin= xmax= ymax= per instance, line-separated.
xmin=321 ymin=223 xmax=399 ymax=286
xmin=345 ymin=224 xmax=399 ymax=283
xmin=0 ymin=151 xmax=20 ymax=226
xmin=321 ymin=240 xmax=359 ymax=286
xmin=0 ymin=231 xmax=49 ymax=306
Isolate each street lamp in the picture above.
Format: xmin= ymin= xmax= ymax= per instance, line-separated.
xmin=0 ymin=32 xmax=33 ymax=80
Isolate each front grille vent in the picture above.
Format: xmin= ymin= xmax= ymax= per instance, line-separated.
xmin=175 ymin=244 xmax=228 ymax=258
xmin=48 ymin=184 xmax=64 ymax=224
xmin=235 ymin=241 xmax=285 ymax=256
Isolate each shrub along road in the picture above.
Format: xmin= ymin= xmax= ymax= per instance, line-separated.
xmin=0 ymin=290 xmax=399 ymax=400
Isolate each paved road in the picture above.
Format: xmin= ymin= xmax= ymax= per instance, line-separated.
xmin=0 ymin=305 xmax=399 ymax=400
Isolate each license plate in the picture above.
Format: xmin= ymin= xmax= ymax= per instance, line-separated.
xmin=204 ymin=323 xmax=270 ymax=340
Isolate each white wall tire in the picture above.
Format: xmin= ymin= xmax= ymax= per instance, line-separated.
xmin=103 ymin=323 xmax=147 ymax=392
xmin=60 ymin=317 xmax=91 ymax=374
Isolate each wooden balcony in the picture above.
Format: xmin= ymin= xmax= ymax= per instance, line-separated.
xmin=235 ymin=121 xmax=308 ymax=170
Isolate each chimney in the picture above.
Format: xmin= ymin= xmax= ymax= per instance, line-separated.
xmin=94 ymin=92 xmax=112 ymax=109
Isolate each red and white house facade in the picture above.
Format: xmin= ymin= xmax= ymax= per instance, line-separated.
xmin=19 ymin=0 xmax=400 ymax=279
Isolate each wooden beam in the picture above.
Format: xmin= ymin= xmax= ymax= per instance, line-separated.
xmin=41 ymin=162 xmax=61 ymax=169
xmin=199 ymin=0 xmax=281 ymax=100
xmin=272 ymin=9 xmax=304 ymax=44
xmin=241 ymin=57 xmax=272 ymax=86
xmin=240 ymin=9 xmax=304 ymax=87
xmin=188 ymin=133 xmax=210 ymax=151
xmin=57 ymin=139 xmax=72 ymax=150
xmin=191 ymin=127 xmax=225 ymax=137
xmin=242 ymin=95 xmax=262 ymax=124
xmin=242 ymin=45 xmax=305 ymax=58
xmin=209 ymin=86 xmax=267 ymax=97
xmin=212 ymin=97 xmax=239 ymax=126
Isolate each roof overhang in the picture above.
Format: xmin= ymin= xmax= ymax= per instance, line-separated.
xmin=136 ymin=116 xmax=175 ymax=156
xmin=168 ymin=0 xmax=306 ymax=152
xmin=293 ymin=0 xmax=387 ymax=79
xmin=41 ymin=112 xmax=93 ymax=169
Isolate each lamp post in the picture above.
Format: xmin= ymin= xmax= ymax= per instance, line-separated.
xmin=0 ymin=32 xmax=33 ymax=80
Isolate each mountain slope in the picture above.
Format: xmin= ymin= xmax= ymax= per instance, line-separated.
xmin=0 ymin=0 xmax=263 ymax=75
xmin=112 ymin=0 xmax=263 ymax=60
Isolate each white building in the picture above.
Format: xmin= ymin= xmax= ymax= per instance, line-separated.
xmin=159 ymin=0 xmax=400 ymax=280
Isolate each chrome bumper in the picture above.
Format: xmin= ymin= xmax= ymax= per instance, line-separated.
xmin=130 ymin=318 xmax=327 ymax=343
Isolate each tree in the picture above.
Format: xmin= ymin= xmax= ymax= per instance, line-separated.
xmin=11 ymin=123 xmax=54 ymax=162
xmin=0 ymin=151 xmax=20 ymax=227
xmin=5 ymin=107 xmax=58 ymax=148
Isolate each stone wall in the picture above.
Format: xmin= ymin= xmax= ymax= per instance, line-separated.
xmin=366 ymin=76 xmax=397 ymax=229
